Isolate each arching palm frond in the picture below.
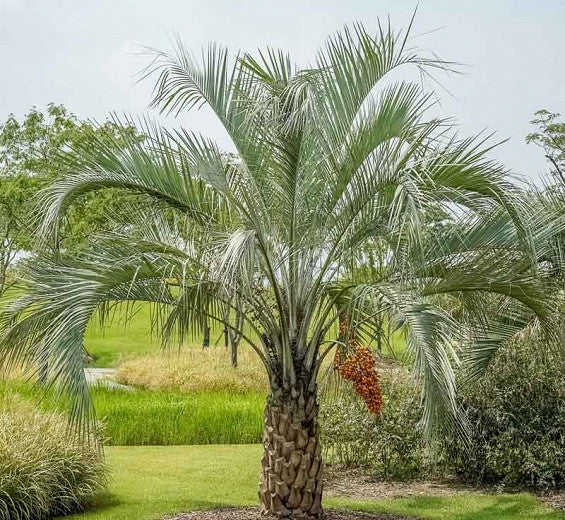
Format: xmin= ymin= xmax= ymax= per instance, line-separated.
xmin=1 ymin=23 xmax=557 ymax=505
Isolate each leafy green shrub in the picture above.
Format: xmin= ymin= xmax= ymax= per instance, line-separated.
xmin=0 ymin=394 xmax=106 ymax=520
xmin=320 ymin=368 xmax=433 ymax=480
xmin=443 ymin=337 xmax=565 ymax=490
xmin=321 ymin=341 xmax=565 ymax=490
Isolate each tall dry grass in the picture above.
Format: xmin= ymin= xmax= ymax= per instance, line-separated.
xmin=116 ymin=345 xmax=268 ymax=393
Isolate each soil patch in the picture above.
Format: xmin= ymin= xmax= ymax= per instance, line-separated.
xmin=326 ymin=468 xmax=565 ymax=511
xmin=166 ymin=508 xmax=416 ymax=520
xmin=325 ymin=468 xmax=473 ymax=501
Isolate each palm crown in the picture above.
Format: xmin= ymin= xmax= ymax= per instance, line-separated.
xmin=0 ymin=20 xmax=555 ymax=519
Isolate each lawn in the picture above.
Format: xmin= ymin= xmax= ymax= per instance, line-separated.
xmin=66 ymin=445 xmax=563 ymax=520
xmin=84 ymin=305 xmax=252 ymax=368
xmin=84 ymin=303 xmax=407 ymax=368
xmin=84 ymin=304 xmax=160 ymax=367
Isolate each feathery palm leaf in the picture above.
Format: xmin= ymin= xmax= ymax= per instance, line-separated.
xmin=1 ymin=20 xmax=555 ymax=445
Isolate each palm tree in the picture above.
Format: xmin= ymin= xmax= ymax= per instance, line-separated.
xmin=0 ymin=21 xmax=555 ymax=519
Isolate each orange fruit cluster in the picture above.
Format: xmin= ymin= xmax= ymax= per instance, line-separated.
xmin=334 ymin=346 xmax=383 ymax=415
xmin=334 ymin=317 xmax=383 ymax=416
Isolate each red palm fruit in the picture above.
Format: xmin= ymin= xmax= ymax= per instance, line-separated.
xmin=334 ymin=345 xmax=383 ymax=415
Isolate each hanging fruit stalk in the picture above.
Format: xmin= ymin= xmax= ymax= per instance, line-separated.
xmin=334 ymin=314 xmax=383 ymax=415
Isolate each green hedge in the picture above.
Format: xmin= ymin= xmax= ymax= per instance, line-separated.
xmin=444 ymin=338 xmax=565 ymax=489
xmin=321 ymin=338 xmax=565 ymax=490
xmin=0 ymin=394 xmax=106 ymax=520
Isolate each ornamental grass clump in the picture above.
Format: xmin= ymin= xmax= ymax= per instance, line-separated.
xmin=116 ymin=345 xmax=267 ymax=393
xmin=0 ymin=395 xmax=106 ymax=520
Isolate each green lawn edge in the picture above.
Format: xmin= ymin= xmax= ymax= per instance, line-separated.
xmin=64 ymin=445 xmax=564 ymax=520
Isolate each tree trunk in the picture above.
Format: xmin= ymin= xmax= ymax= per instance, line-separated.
xmin=228 ymin=305 xmax=243 ymax=368
xmin=202 ymin=324 xmax=210 ymax=348
xmin=230 ymin=337 xmax=238 ymax=367
xmin=259 ymin=383 xmax=323 ymax=519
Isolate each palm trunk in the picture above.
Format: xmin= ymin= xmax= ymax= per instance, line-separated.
xmin=259 ymin=383 xmax=323 ymax=519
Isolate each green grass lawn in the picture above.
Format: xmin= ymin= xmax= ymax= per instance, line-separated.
xmin=84 ymin=305 xmax=254 ymax=367
xmin=94 ymin=388 xmax=264 ymax=445
xmin=84 ymin=303 xmax=408 ymax=368
xmin=65 ymin=445 xmax=563 ymax=520
xmin=84 ymin=305 xmax=159 ymax=367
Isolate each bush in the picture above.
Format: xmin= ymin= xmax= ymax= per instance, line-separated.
xmin=0 ymin=394 xmax=106 ymax=520
xmin=320 ymin=339 xmax=565 ymax=490
xmin=116 ymin=345 xmax=268 ymax=393
xmin=443 ymin=336 xmax=565 ymax=490
xmin=320 ymin=368 xmax=434 ymax=480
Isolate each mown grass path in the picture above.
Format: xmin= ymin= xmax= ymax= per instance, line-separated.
xmin=65 ymin=445 xmax=563 ymax=520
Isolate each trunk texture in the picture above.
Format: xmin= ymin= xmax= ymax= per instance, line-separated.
xmin=259 ymin=384 xmax=323 ymax=519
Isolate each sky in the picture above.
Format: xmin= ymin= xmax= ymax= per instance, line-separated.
xmin=1 ymin=0 xmax=563 ymax=184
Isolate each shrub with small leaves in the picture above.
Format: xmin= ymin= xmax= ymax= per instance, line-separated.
xmin=0 ymin=394 xmax=107 ymax=520
xmin=442 ymin=336 xmax=565 ymax=490
xmin=321 ymin=368 xmax=434 ymax=480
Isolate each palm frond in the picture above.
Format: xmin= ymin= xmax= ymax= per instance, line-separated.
xmin=2 ymin=18 xmax=557 ymax=443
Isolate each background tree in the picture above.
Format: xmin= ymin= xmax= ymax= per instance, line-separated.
xmin=0 ymin=174 xmax=41 ymax=295
xmin=525 ymin=110 xmax=565 ymax=281
xmin=0 ymin=104 xmax=142 ymax=295
xmin=526 ymin=109 xmax=565 ymax=185
xmin=0 ymin=23 xmax=556 ymax=520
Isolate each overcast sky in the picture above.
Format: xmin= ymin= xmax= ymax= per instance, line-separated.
xmin=1 ymin=0 xmax=563 ymax=183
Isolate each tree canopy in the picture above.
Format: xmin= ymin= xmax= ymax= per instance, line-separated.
xmin=0 ymin=22 xmax=562 ymax=520
xmin=527 ymin=109 xmax=565 ymax=185
xmin=0 ymin=104 xmax=143 ymax=293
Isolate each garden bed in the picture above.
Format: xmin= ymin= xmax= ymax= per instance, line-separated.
xmin=325 ymin=468 xmax=473 ymax=500
xmin=166 ymin=508 xmax=416 ymax=520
